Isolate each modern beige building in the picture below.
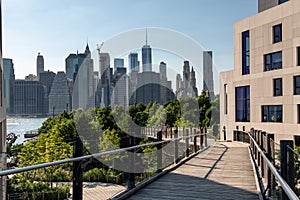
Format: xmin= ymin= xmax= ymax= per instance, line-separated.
xmin=0 ymin=0 xmax=7 ymax=198
xmin=220 ymin=0 xmax=300 ymax=142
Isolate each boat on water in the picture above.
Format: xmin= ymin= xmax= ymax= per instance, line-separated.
xmin=24 ymin=130 xmax=39 ymax=138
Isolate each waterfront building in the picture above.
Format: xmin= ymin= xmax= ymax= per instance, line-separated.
xmin=220 ymin=0 xmax=300 ymax=142
xmin=203 ymin=51 xmax=214 ymax=100
xmin=39 ymin=70 xmax=56 ymax=95
xmin=36 ymin=52 xmax=44 ymax=79
xmin=49 ymin=72 xmax=71 ymax=115
xmin=2 ymin=58 xmax=15 ymax=114
xmin=14 ymin=80 xmax=47 ymax=116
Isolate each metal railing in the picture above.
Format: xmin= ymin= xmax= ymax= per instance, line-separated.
xmin=1 ymin=127 xmax=209 ymax=200
xmin=235 ymin=128 xmax=299 ymax=200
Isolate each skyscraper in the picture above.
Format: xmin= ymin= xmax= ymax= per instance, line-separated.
xmin=114 ymin=58 xmax=124 ymax=72
xmin=128 ymin=53 xmax=139 ymax=72
xmin=14 ymin=80 xmax=47 ymax=116
xmin=142 ymin=30 xmax=152 ymax=72
xmin=159 ymin=61 xmax=167 ymax=80
xmin=112 ymin=67 xmax=127 ymax=108
xmin=36 ymin=52 xmax=44 ymax=79
xmin=97 ymin=53 xmax=112 ymax=107
xmin=49 ymin=72 xmax=71 ymax=115
xmin=72 ymin=44 xmax=94 ymax=110
xmin=176 ymin=61 xmax=198 ymax=99
xmin=2 ymin=58 xmax=15 ymax=114
xmin=203 ymin=51 xmax=214 ymax=100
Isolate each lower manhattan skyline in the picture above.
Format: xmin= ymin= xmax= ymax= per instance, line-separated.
xmin=3 ymin=0 xmax=256 ymax=80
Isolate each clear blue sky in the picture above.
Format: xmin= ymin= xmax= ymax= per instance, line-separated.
xmin=2 ymin=0 xmax=257 ymax=80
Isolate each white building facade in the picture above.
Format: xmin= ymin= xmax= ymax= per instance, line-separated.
xmin=220 ymin=0 xmax=300 ymax=142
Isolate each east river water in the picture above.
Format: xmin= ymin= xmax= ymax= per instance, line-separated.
xmin=6 ymin=117 xmax=48 ymax=144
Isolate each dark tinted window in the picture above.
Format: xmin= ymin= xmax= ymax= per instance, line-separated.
xmin=273 ymin=78 xmax=282 ymax=96
xmin=235 ymin=86 xmax=250 ymax=122
xmin=264 ymin=51 xmax=282 ymax=71
xmin=273 ymin=24 xmax=282 ymax=43
xmin=262 ymin=105 xmax=283 ymax=123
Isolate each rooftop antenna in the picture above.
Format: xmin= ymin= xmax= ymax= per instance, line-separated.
xmin=146 ymin=28 xmax=148 ymax=45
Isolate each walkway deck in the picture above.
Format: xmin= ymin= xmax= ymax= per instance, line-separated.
xmin=127 ymin=142 xmax=258 ymax=200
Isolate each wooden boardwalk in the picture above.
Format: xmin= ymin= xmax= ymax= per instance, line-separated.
xmin=127 ymin=142 xmax=258 ymax=200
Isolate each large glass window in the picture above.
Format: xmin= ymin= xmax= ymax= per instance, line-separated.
xmin=235 ymin=86 xmax=250 ymax=122
xmin=242 ymin=30 xmax=250 ymax=75
xmin=273 ymin=24 xmax=282 ymax=43
xmin=297 ymin=47 xmax=300 ymax=66
xmin=298 ymin=104 xmax=300 ymax=124
xmin=262 ymin=105 xmax=283 ymax=123
xmin=273 ymin=78 xmax=282 ymax=96
xmin=264 ymin=51 xmax=282 ymax=71
xmin=294 ymin=75 xmax=300 ymax=95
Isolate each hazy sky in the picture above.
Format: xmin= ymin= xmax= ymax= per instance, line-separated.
xmin=2 ymin=0 xmax=257 ymax=81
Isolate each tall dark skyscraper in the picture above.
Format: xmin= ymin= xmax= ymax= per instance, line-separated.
xmin=2 ymin=58 xmax=15 ymax=114
xmin=128 ymin=52 xmax=139 ymax=72
xmin=203 ymin=51 xmax=214 ymax=100
xmin=36 ymin=52 xmax=44 ymax=79
xmin=142 ymin=30 xmax=152 ymax=72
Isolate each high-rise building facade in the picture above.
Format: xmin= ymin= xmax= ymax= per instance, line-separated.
xmin=0 ymin=2 xmax=7 ymax=197
xmin=39 ymin=70 xmax=56 ymax=113
xmin=112 ymin=67 xmax=128 ymax=108
xmin=203 ymin=51 xmax=214 ymax=100
xmin=72 ymin=44 xmax=94 ymax=110
xmin=49 ymin=72 xmax=71 ymax=115
xmin=114 ymin=58 xmax=124 ymax=72
xmin=128 ymin=53 xmax=139 ymax=72
xmin=14 ymin=80 xmax=47 ymax=116
xmin=142 ymin=44 xmax=152 ymax=72
xmin=98 ymin=53 xmax=112 ymax=107
xmin=135 ymin=72 xmax=160 ymax=104
xmin=2 ymin=58 xmax=15 ymax=114
xmin=176 ymin=61 xmax=198 ymax=98
xmin=220 ymin=0 xmax=298 ymax=142
xmin=36 ymin=52 xmax=44 ymax=79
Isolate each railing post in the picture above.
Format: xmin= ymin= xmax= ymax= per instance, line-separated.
xmin=127 ymin=135 xmax=136 ymax=189
xmin=73 ymin=135 xmax=83 ymax=200
xmin=157 ymin=130 xmax=163 ymax=173
xmin=200 ymin=128 xmax=204 ymax=149
xmin=266 ymin=133 xmax=275 ymax=197
xmin=204 ymin=127 xmax=208 ymax=147
xmin=185 ymin=128 xmax=189 ymax=157
xmin=193 ymin=128 xmax=197 ymax=153
xmin=280 ymin=140 xmax=294 ymax=200
xmin=261 ymin=131 xmax=266 ymax=178
xmin=174 ymin=127 xmax=179 ymax=163
xmin=257 ymin=130 xmax=261 ymax=168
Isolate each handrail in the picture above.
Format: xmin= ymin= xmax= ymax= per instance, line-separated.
xmin=0 ymin=133 xmax=205 ymax=177
xmin=247 ymin=132 xmax=299 ymax=200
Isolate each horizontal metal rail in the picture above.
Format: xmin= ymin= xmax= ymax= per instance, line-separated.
xmin=0 ymin=133 xmax=205 ymax=177
xmin=247 ymin=133 xmax=299 ymax=200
